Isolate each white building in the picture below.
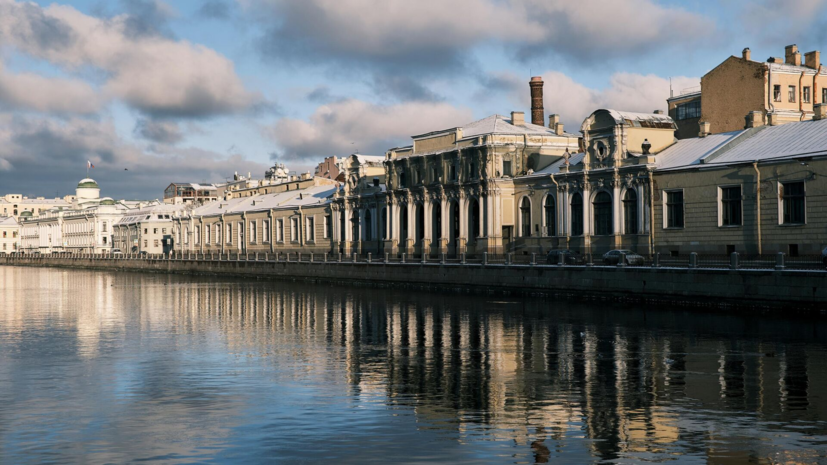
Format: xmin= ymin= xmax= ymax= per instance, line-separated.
xmin=0 ymin=216 xmax=19 ymax=253
xmin=113 ymin=203 xmax=188 ymax=254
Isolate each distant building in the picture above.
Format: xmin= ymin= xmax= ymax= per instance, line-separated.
xmin=0 ymin=194 xmax=73 ymax=220
xmin=314 ymin=156 xmax=340 ymax=180
xmin=163 ymin=182 xmax=221 ymax=205
xmin=0 ymin=216 xmax=18 ymax=253
xmin=679 ymin=44 xmax=826 ymax=139
xmin=113 ymin=204 xmax=188 ymax=254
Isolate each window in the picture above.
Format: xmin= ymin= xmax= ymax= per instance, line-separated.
xmin=570 ymin=193 xmax=583 ymax=236
xmin=263 ymin=221 xmax=270 ymax=243
xmin=154 ymin=228 xmax=158 ymax=234
xmin=544 ymin=195 xmax=556 ymax=236
xmin=290 ymin=218 xmax=298 ymax=241
xmin=144 ymin=228 xmax=148 ymax=234
xmin=593 ymin=192 xmax=612 ymax=235
xmin=666 ymin=191 xmax=684 ymax=228
xmin=216 ymin=226 xmax=221 ymax=244
xmin=306 ymin=216 xmax=315 ymax=242
xmin=823 ymin=88 xmax=827 ymax=106
xmin=206 ymin=225 xmax=211 ymax=243
xmin=675 ymin=100 xmax=701 ymax=120
xmin=249 ymin=221 xmax=256 ymax=243
xmin=154 ymin=239 xmax=159 ymax=247
xmin=623 ymin=190 xmax=638 ymax=234
xmin=184 ymin=227 xmax=189 ymax=244
xmin=503 ymin=160 xmax=512 ymax=177
xmin=804 ymin=86 xmax=811 ymax=103
xmin=324 ymin=216 xmax=331 ymax=239
xmin=399 ymin=172 xmax=406 ymax=188
xmin=520 ymin=197 xmax=531 ymax=237
xmin=788 ymin=85 xmax=796 ymax=103
xmin=144 ymin=240 xmax=148 ymax=248
xmin=720 ymin=186 xmax=742 ymax=226
xmin=238 ymin=222 xmax=244 ymax=247
xmin=781 ymin=181 xmax=805 ymax=224
xmin=449 ymin=164 xmax=457 ymax=181
xmin=226 ymin=224 xmax=232 ymax=244
xmin=278 ymin=219 xmax=284 ymax=242
xmin=195 ymin=226 xmax=200 ymax=244
xmin=102 ymin=222 xmax=107 ymax=232
xmin=469 ymin=161 xmax=477 ymax=179
xmin=364 ymin=210 xmax=372 ymax=241
xmin=774 ymin=85 xmax=781 ymax=102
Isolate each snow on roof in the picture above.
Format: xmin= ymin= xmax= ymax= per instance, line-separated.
xmin=351 ymin=154 xmax=385 ymax=165
xmin=461 ymin=114 xmax=579 ymax=139
xmin=191 ymin=184 xmax=337 ymax=218
xmin=767 ymin=61 xmax=827 ymax=75
xmin=603 ymin=109 xmax=675 ymax=126
xmin=704 ymin=118 xmax=827 ymax=165
xmin=655 ymin=130 xmax=747 ymax=170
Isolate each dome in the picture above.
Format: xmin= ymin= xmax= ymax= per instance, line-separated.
xmin=100 ymin=197 xmax=116 ymax=205
xmin=77 ymin=178 xmax=99 ymax=189
xmin=19 ymin=211 xmax=33 ymax=217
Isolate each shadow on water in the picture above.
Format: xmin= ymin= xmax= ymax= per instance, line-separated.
xmin=1 ymin=266 xmax=827 ymax=464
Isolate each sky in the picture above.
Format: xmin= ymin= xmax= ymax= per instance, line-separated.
xmin=0 ymin=0 xmax=826 ymax=200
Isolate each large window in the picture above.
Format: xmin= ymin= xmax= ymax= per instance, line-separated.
xmin=364 ymin=210 xmax=372 ymax=241
xmin=291 ymin=218 xmax=298 ymax=241
xmin=788 ymin=85 xmax=796 ymax=103
xmin=623 ymin=190 xmax=638 ymax=234
xmin=249 ymin=221 xmax=256 ymax=243
xmin=544 ymin=195 xmax=556 ymax=236
xmin=823 ymin=88 xmax=827 ymax=105
xmin=676 ymin=100 xmax=701 ymax=120
xmin=226 ymin=224 xmax=232 ymax=244
xmin=503 ymin=160 xmax=513 ymax=177
xmin=571 ymin=193 xmax=583 ymax=236
xmin=666 ymin=191 xmax=684 ymax=228
xmin=781 ymin=181 xmax=805 ymax=224
xmin=277 ymin=219 xmax=284 ymax=242
xmin=720 ymin=186 xmax=742 ymax=226
xmin=804 ymin=86 xmax=811 ymax=103
xmin=774 ymin=85 xmax=781 ymax=102
xmin=520 ymin=197 xmax=531 ymax=237
xmin=263 ymin=220 xmax=270 ymax=243
xmin=593 ymin=192 xmax=612 ymax=235
xmin=306 ymin=216 xmax=315 ymax=242
xmin=324 ymin=216 xmax=331 ymax=239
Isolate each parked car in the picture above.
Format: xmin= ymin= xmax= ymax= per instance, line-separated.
xmin=546 ymin=249 xmax=581 ymax=265
xmin=111 ymin=249 xmax=123 ymax=255
xmin=603 ymin=249 xmax=645 ymax=265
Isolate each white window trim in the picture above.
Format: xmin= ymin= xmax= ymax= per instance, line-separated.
xmin=662 ymin=188 xmax=685 ymax=230
xmin=717 ymin=184 xmax=743 ymax=228
xmin=262 ymin=220 xmax=270 ymax=243
xmin=777 ymin=179 xmax=807 ymax=226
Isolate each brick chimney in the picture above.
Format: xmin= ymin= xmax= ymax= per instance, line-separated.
xmin=805 ymin=50 xmax=821 ymax=69
xmin=745 ymin=111 xmax=764 ymax=128
xmin=529 ymin=76 xmax=544 ymax=126
xmin=742 ymin=47 xmax=751 ymax=61
xmin=785 ymin=44 xmax=801 ymax=66
xmin=814 ymin=104 xmax=827 ymax=121
xmin=511 ymin=111 xmax=525 ymax=126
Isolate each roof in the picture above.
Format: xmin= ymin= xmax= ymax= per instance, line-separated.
xmin=532 ymin=152 xmax=587 ymax=176
xmin=655 ymin=130 xmax=746 ymax=170
xmin=190 ymin=184 xmax=337 ymax=218
xmin=603 ymin=109 xmax=675 ymax=127
xmin=350 ymin=154 xmax=385 ymax=165
xmin=77 ymin=178 xmax=99 ymax=188
xmin=767 ymin=61 xmax=827 ymax=75
xmin=0 ymin=198 xmax=70 ymax=205
xmin=461 ymin=114 xmax=579 ymax=138
xmin=0 ymin=216 xmax=18 ymax=227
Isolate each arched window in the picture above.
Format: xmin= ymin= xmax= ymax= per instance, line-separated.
xmin=417 ymin=204 xmax=425 ymax=241
xmin=571 ymin=194 xmax=583 ymax=236
xmin=544 ymin=195 xmax=556 ymax=237
xmin=623 ymin=190 xmax=638 ymax=234
xmin=593 ymin=191 xmax=612 ymax=236
xmin=520 ymin=197 xmax=531 ymax=237
xmin=450 ymin=202 xmax=460 ymax=241
xmin=468 ymin=198 xmax=480 ymax=241
xmin=432 ymin=202 xmax=441 ymax=240
xmin=400 ymin=207 xmax=408 ymax=240
xmin=364 ymin=209 xmax=372 ymax=241
xmin=351 ymin=211 xmax=359 ymax=241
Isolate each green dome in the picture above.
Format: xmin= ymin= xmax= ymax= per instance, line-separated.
xmin=77 ymin=178 xmax=99 ymax=189
xmin=100 ymin=198 xmax=116 ymax=205
xmin=19 ymin=211 xmax=33 ymax=217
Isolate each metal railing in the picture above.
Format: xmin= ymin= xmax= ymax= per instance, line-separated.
xmin=2 ymin=251 xmax=826 ymax=272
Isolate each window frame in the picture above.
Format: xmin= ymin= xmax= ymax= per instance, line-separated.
xmin=803 ymin=86 xmax=811 ymax=103
xmin=663 ymin=189 xmax=685 ymax=229
xmin=570 ymin=193 xmax=584 ymax=236
xmin=592 ymin=191 xmax=613 ymax=236
xmin=774 ymin=85 xmax=782 ymax=102
xmin=779 ymin=180 xmax=806 ymax=225
xmin=306 ymin=216 xmax=315 ymax=243
xmin=719 ymin=185 xmax=743 ymax=227
xmin=788 ymin=85 xmax=797 ymax=103
xmin=622 ymin=189 xmax=638 ymax=235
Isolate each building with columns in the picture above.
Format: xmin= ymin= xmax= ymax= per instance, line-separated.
xmin=332 ymin=108 xmax=579 ymax=257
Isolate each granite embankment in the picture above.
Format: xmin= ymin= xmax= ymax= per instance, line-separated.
xmin=2 ymin=254 xmax=826 ymax=309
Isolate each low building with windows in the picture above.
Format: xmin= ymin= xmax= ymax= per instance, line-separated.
xmin=173 ymin=180 xmax=337 ymax=256
xmin=0 ymin=194 xmax=73 ymax=220
xmin=0 ymin=216 xmax=19 ymax=253
xmin=113 ymin=204 xmax=187 ymax=254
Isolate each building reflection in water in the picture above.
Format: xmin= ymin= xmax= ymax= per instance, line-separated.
xmin=1 ymin=267 xmax=827 ymax=463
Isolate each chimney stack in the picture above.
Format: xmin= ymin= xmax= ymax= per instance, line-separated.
xmin=742 ymin=47 xmax=751 ymax=61
xmin=548 ymin=114 xmax=559 ymax=128
xmin=805 ymin=50 xmax=821 ymax=69
xmin=699 ymin=121 xmax=711 ymax=138
xmin=814 ymin=104 xmax=827 ymax=121
xmin=529 ymin=76 xmax=544 ymax=126
xmin=745 ymin=111 xmax=764 ymax=128
xmin=768 ymin=113 xmax=780 ymax=126
xmin=785 ymin=44 xmax=801 ymax=66
xmin=653 ymin=110 xmax=664 ymax=115
xmin=511 ymin=111 xmax=525 ymax=126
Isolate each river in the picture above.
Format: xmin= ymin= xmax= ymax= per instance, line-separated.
xmin=1 ymin=266 xmax=826 ymax=463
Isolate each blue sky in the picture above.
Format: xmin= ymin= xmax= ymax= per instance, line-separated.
xmin=0 ymin=0 xmax=826 ymax=199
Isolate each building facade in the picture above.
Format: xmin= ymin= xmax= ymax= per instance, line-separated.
xmin=113 ymin=204 xmax=187 ymax=254
xmin=0 ymin=194 xmax=73 ymax=220
xmin=0 ymin=216 xmax=19 ymax=253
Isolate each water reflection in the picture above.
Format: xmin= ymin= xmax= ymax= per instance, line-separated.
xmin=1 ymin=267 xmax=826 ymax=463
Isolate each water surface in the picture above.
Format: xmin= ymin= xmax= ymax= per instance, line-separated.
xmin=1 ymin=266 xmax=826 ymax=463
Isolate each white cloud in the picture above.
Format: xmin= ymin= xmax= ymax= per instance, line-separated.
xmin=0 ymin=0 xmax=261 ymax=118
xmin=0 ymin=62 xmax=102 ymax=114
xmin=268 ymin=99 xmax=474 ymax=160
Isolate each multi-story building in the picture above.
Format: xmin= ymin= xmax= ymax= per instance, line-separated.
xmin=0 ymin=194 xmax=73 ymax=220
xmin=113 ymin=204 xmax=187 ymax=254
xmin=163 ymin=182 xmax=222 ymax=205
xmin=673 ymin=44 xmax=826 ymax=139
xmin=314 ymin=156 xmax=341 ymax=180
xmin=0 ymin=216 xmax=19 ymax=253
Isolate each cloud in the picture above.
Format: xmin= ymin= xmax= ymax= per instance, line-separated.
xmin=119 ymin=0 xmax=177 ymax=38
xmin=370 ymin=74 xmax=443 ymax=102
xmin=0 ymin=63 xmax=102 ymax=114
xmin=268 ymin=99 xmax=473 ymax=160
xmin=0 ymin=0 xmax=261 ymax=118
xmin=197 ymin=0 xmax=233 ymax=20
xmin=133 ymin=118 xmax=184 ymax=144
xmin=489 ymin=70 xmax=699 ymax=129
xmin=245 ymin=0 xmax=713 ymax=70
xmin=740 ymin=0 xmax=827 ymax=46
xmin=0 ymin=115 xmax=267 ymax=199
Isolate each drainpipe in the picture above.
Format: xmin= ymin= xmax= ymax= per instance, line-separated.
xmin=814 ymin=65 xmax=823 ymax=105
xmin=753 ymin=162 xmax=762 ymax=255
xmin=648 ymin=171 xmax=656 ymax=257
xmin=767 ymin=66 xmax=774 ymax=114
xmin=800 ymin=71 xmax=806 ymax=120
